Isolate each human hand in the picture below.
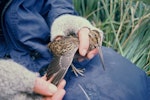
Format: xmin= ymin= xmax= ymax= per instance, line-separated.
xmin=33 ymin=76 xmax=66 ymax=100
xmin=43 ymin=79 xmax=66 ymax=100
xmin=52 ymin=27 xmax=100 ymax=60
xmin=78 ymin=27 xmax=99 ymax=59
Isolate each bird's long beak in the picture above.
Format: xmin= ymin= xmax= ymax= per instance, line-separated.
xmin=98 ymin=47 xmax=105 ymax=70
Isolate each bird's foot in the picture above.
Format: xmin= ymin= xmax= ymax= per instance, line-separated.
xmin=71 ymin=64 xmax=85 ymax=77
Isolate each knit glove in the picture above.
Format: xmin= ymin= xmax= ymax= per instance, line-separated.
xmin=0 ymin=59 xmax=42 ymax=100
xmin=50 ymin=14 xmax=103 ymax=41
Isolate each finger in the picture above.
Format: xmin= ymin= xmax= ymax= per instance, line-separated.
xmin=51 ymin=89 xmax=66 ymax=100
xmin=43 ymin=97 xmax=51 ymax=100
xmin=41 ymin=75 xmax=47 ymax=80
xmin=78 ymin=28 xmax=90 ymax=56
xmin=47 ymin=75 xmax=55 ymax=83
xmin=43 ymin=74 xmax=55 ymax=83
xmin=34 ymin=78 xmax=57 ymax=96
xmin=87 ymin=48 xmax=98 ymax=59
xmin=57 ymin=79 xmax=66 ymax=89
xmin=54 ymin=36 xmax=63 ymax=40
xmin=41 ymin=78 xmax=66 ymax=100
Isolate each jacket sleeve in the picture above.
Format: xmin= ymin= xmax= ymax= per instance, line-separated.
xmin=3 ymin=0 xmax=76 ymax=72
xmin=0 ymin=59 xmax=42 ymax=100
xmin=45 ymin=0 xmax=76 ymax=28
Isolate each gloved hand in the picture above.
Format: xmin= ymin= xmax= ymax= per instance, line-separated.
xmin=50 ymin=14 xmax=104 ymax=59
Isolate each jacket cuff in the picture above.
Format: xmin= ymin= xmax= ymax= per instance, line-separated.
xmin=50 ymin=14 xmax=103 ymax=41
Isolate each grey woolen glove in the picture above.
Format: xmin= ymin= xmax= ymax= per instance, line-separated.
xmin=0 ymin=59 xmax=42 ymax=100
xmin=50 ymin=14 xmax=103 ymax=41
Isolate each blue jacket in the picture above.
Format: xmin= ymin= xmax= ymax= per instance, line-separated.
xmin=0 ymin=0 xmax=149 ymax=100
xmin=0 ymin=0 xmax=76 ymax=72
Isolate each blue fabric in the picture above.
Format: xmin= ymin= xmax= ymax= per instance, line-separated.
xmin=0 ymin=0 xmax=149 ymax=99
xmin=0 ymin=0 xmax=76 ymax=72
xmin=148 ymin=77 xmax=150 ymax=100
xmin=0 ymin=37 xmax=8 ymax=57
xmin=64 ymin=47 xmax=150 ymax=100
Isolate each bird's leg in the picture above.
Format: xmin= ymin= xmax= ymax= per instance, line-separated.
xmin=71 ymin=64 xmax=85 ymax=77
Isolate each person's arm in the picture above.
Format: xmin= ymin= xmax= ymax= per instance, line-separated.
xmin=50 ymin=14 xmax=104 ymax=58
xmin=50 ymin=14 xmax=103 ymax=41
xmin=3 ymin=0 xmax=77 ymax=72
xmin=0 ymin=59 xmax=63 ymax=100
xmin=0 ymin=59 xmax=42 ymax=99
xmin=48 ymin=0 xmax=104 ymax=58
xmin=46 ymin=0 xmax=77 ymax=27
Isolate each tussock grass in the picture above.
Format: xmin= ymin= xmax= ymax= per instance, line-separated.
xmin=73 ymin=0 xmax=150 ymax=75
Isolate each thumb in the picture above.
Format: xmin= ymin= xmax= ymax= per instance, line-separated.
xmin=33 ymin=78 xmax=57 ymax=96
xmin=78 ymin=27 xmax=90 ymax=56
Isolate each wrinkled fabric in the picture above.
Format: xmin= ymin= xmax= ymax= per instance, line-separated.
xmin=0 ymin=0 xmax=76 ymax=72
xmin=0 ymin=0 xmax=149 ymax=99
xmin=64 ymin=47 xmax=150 ymax=100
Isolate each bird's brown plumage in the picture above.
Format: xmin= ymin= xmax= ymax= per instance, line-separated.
xmin=46 ymin=30 xmax=105 ymax=85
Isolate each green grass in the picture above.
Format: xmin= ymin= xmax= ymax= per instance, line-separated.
xmin=73 ymin=0 xmax=150 ymax=75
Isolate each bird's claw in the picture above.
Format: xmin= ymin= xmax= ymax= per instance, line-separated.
xmin=71 ymin=64 xmax=85 ymax=77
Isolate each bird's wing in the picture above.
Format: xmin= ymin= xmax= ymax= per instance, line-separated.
xmin=46 ymin=56 xmax=62 ymax=80
xmin=46 ymin=47 xmax=78 ymax=86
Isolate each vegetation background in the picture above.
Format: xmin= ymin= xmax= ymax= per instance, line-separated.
xmin=73 ymin=0 xmax=150 ymax=75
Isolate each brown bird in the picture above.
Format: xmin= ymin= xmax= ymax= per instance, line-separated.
xmin=46 ymin=30 xmax=105 ymax=86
